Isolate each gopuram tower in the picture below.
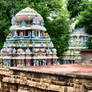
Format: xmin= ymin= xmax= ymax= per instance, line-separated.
xmin=0 ymin=7 xmax=58 ymax=67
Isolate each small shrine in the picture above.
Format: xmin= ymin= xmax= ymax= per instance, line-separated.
xmin=62 ymin=27 xmax=88 ymax=64
xmin=0 ymin=7 xmax=58 ymax=67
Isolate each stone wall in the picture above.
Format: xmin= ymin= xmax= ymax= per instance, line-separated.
xmin=80 ymin=50 xmax=92 ymax=65
xmin=0 ymin=68 xmax=92 ymax=92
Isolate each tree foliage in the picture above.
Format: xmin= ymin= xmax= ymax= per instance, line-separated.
xmin=67 ymin=0 xmax=82 ymax=18
xmin=67 ymin=0 xmax=89 ymax=18
xmin=76 ymin=1 xmax=92 ymax=49
xmin=87 ymin=38 xmax=92 ymax=49
xmin=47 ymin=9 xmax=70 ymax=56
xmin=76 ymin=2 xmax=92 ymax=34
xmin=0 ymin=0 xmax=70 ymax=57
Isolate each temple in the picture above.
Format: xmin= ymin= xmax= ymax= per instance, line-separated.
xmin=0 ymin=7 xmax=58 ymax=67
xmin=61 ymin=21 xmax=88 ymax=64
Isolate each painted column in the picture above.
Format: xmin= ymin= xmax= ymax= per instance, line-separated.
xmin=38 ymin=31 xmax=40 ymax=37
xmin=43 ymin=32 xmax=45 ymax=38
xmin=14 ymin=31 xmax=17 ymax=37
xmin=40 ymin=31 xmax=43 ymax=38
xmin=28 ymin=60 xmax=30 ymax=66
xmin=28 ymin=31 xmax=31 ymax=37
xmin=17 ymin=60 xmax=18 ymax=67
xmin=26 ymin=60 xmax=28 ymax=66
xmin=13 ymin=60 xmax=15 ymax=67
xmin=11 ymin=42 xmax=13 ymax=47
xmin=47 ymin=60 xmax=50 ymax=65
xmin=20 ymin=31 xmax=23 ymax=38
xmin=26 ymin=59 xmax=30 ymax=66
xmin=36 ymin=60 xmax=39 ymax=66
xmin=23 ymin=31 xmax=25 ymax=36
xmin=34 ymin=60 xmax=36 ymax=66
xmin=32 ymin=31 xmax=34 ymax=37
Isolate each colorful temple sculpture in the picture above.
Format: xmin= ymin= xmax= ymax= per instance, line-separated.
xmin=0 ymin=7 xmax=58 ymax=67
xmin=61 ymin=21 xmax=88 ymax=64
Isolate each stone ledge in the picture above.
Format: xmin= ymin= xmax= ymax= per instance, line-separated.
xmin=11 ymin=64 xmax=92 ymax=79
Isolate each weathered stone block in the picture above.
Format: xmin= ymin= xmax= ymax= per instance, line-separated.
xmin=88 ymin=90 xmax=92 ymax=92
xmin=67 ymin=87 xmax=73 ymax=92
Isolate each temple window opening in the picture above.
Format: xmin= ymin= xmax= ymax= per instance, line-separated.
xmin=25 ymin=31 xmax=29 ymax=36
xmin=17 ymin=31 xmax=20 ymax=36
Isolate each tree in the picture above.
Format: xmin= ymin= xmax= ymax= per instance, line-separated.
xmin=67 ymin=0 xmax=89 ymax=18
xmin=47 ymin=9 xmax=70 ymax=56
xmin=67 ymin=0 xmax=82 ymax=18
xmin=87 ymin=38 xmax=92 ymax=49
xmin=0 ymin=0 xmax=70 ymax=57
xmin=76 ymin=1 xmax=92 ymax=48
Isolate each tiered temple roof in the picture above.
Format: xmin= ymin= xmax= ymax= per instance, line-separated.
xmin=62 ymin=21 xmax=88 ymax=64
xmin=0 ymin=7 xmax=58 ymax=67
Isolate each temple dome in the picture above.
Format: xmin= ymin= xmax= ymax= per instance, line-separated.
xmin=12 ymin=7 xmax=43 ymax=25
xmin=10 ymin=7 xmax=46 ymax=31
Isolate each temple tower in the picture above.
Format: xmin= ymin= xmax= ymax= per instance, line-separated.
xmin=0 ymin=7 xmax=58 ymax=67
xmin=62 ymin=23 xmax=88 ymax=64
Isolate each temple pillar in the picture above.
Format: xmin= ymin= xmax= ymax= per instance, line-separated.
xmin=47 ymin=60 xmax=50 ymax=65
xmin=32 ymin=31 xmax=34 ymax=37
xmin=28 ymin=31 xmax=31 ymax=36
xmin=12 ymin=60 xmax=14 ymax=67
xmin=52 ymin=59 xmax=54 ymax=65
xmin=8 ymin=42 xmax=10 ymax=47
xmin=28 ymin=60 xmax=30 ymax=66
xmin=26 ymin=60 xmax=29 ymax=66
xmin=20 ymin=31 xmax=23 ymax=38
xmin=40 ymin=31 xmax=43 ymax=38
xmin=17 ymin=60 xmax=19 ymax=67
xmin=21 ymin=60 xmax=24 ymax=67
xmin=38 ymin=31 xmax=40 ymax=37
xmin=36 ymin=60 xmax=39 ymax=66
xmin=18 ymin=60 xmax=20 ymax=67
xmin=33 ymin=60 xmax=36 ymax=66
xmin=43 ymin=60 xmax=46 ymax=66
xmin=43 ymin=32 xmax=45 ymax=38
xmin=14 ymin=31 xmax=17 ymax=37
xmin=23 ymin=31 xmax=25 ymax=36
xmin=42 ymin=60 xmax=45 ymax=66
xmin=30 ymin=31 xmax=32 ymax=37
xmin=14 ymin=60 xmax=17 ymax=67
xmin=9 ymin=60 xmax=11 ymax=67
xmin=20 ymin=60 xmax=22 ymax=67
